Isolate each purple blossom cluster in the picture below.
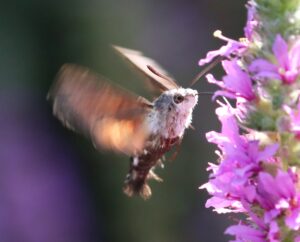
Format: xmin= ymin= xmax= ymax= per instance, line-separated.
xmin=200 ymin=1 xmax=300 ymax=241
xmin=249 ymin=35 xmax=300 ymax=85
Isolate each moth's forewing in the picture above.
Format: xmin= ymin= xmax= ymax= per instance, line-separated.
xmin=48 ymin=64 xmax=152 ymax=155
xmin=112 ymin=45 xmax=179 ymax=92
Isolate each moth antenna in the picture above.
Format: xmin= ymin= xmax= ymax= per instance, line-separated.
xmin=147 ymin=65 xmax=176 ymax=83
xmin=190 ymin=56 xmax=223 ymax=87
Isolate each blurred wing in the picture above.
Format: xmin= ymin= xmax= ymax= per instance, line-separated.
xmin=48 ymin=64 xmax=152 ymax=155
xmin=113 ymin=45 xmax=179 ymax=92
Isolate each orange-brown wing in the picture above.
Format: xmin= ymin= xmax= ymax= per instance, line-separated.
xmin=112 ymin=45 xmax=179 ymax=92
xmin=48 ymin=64 xmax=152 ymax=155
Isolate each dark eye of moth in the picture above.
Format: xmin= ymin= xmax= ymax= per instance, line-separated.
xmin=173 ymin=94 xmax=184 ymax=104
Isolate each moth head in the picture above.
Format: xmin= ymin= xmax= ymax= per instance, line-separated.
xmin=154 ymin=88 xmax=198 ymax=112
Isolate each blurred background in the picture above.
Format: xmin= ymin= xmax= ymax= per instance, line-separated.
xmin=0 ymin=1 xmax=247 ymax=241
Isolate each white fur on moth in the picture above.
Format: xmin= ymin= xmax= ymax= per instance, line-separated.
xmin=147 ymin=88 xmax=198 ymax=139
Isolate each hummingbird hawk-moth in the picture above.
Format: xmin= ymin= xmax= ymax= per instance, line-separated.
xmin=48 ymin=46 xmax=199 ymax=199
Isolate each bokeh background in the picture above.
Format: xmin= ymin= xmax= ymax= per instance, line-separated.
xmin=0 ymin=1 xmax=247 ymax=242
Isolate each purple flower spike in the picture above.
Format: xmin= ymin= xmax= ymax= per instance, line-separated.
xmin=206 ymin=59 xmax=255 ymax=100
xmin=249 ymin=34 xmax=300 ymax=84
xmin=201 ymin=1 xmax=300 ymax=241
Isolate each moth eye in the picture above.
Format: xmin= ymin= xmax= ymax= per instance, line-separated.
xmin=173 ymin=94 xmax=184 ymax=104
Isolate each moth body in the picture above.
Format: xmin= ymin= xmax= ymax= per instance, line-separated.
xmin=124 ymin=88 xmax=198 ymax=199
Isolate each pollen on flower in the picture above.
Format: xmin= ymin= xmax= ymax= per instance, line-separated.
xmin=213 ymin=30 xmax=223 ymax=38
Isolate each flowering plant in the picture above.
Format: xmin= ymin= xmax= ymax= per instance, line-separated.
xmin=200 ymin=0 xmax=300 ymax=241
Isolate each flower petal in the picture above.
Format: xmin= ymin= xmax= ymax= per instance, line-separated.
xmin=249 ymin=59 xmax=278 ymax=73
xmin=289 ymin=38 xmax=300 ymax=70
xmin=249 ymin=59 xmax=281 ymax=80
xmin=272 ymin=34 xmax=289 ymax=69
xmin=205 ymin=73 xmax=224 ymax=87
xmin=285 ymin=207 xmax=300 ymax=230
xmin=199 ymin=39 xmax=246 ymax=66
xmin=244 ymin=2 xmax=258 ymax=40
xmin=222 ymin=60 xmax=255 ymax=100
xmin=256 ymin=143 xmax=279 ymax=162
xmin=225 ymin=224 xmax=265 ymax=242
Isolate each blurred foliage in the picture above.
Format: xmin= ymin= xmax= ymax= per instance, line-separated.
xmin=0 ymin=0 xmax=246 ymax=241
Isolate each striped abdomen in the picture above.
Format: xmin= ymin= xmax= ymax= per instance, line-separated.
xmin=123 ymin=137 xmax=180 ymax=199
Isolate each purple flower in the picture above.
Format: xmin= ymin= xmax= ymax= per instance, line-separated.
xmin=206 ymin=59 xmax=255 ymax=100
xmin=244 ymin=1 xmax=258 ymax=41
xmin=225 ymin=220 xmax=281 ymax=242
xmin=249 ymin=34 xmax=300 ymax=84
xmin=201 ymin=106 xmax=278 ymax=213
xmin=199 ymin=31 xmax=247 ymax=66
xmin=255 ymin=171 xmax=295 ymax=209
xmin=255 ymin=170 xmax=300 ymax=231
xmin=225 ymin=224 xmax=265 ymax=242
